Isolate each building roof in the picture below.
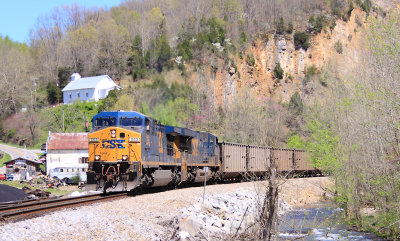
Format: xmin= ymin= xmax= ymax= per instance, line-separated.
xmin=4 ymin=157 xmax=42 ymax=165
xmin=47 ymin=133 xmax=88 ymax=150
xmin=61 ymin=75 xmax=118 ymax=92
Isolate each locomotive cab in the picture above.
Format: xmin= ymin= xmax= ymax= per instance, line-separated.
xmin=86 ymin=112 xmax=144 ymax=192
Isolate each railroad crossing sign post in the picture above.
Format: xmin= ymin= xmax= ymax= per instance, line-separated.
xmin=203 ymin=167 xmax=208 ymax=203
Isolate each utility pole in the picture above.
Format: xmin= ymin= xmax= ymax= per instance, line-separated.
xmin=62 ymin=109 xmax=65 ymax=132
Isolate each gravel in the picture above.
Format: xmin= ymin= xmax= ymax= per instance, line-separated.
xmin=0 ymin=177 xmax=332 ymax=240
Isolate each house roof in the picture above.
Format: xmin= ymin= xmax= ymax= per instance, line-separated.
xmin=47 ymin=133 xmax=88 ymax=150
xmin=5 ymin=157 xmax=42 ymax=165
xmin=61 ymin=75 xmax=118 ymax=92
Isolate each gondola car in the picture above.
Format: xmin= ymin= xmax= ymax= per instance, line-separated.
xmin=86 ymin=111 xmax=219 ymax=192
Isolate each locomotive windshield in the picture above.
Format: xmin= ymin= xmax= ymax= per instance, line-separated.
xmin=94 ymin=117 xmax=116 ymax=127
xmin=119 ymin=117 xmax=143 ymax=127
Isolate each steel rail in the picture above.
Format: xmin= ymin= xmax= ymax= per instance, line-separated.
xmin=0 ymin=193 xmax=127 ymax=221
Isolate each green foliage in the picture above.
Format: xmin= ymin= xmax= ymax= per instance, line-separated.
xmin=309 ymin=15 xmax=326 ymax=33
xmin=45 ymin=100 xmax=101 ymax=133
xmin=288 ymin=91 xmax=303 ymax=115
xmin=98 ymin=89 xmax=119 ymax=112
xmin=46 ymin=83 xmax=62 ymax=105
xmin=331 ymin=0 xmax=343 ymax=17
xmin=177 ymin=39 xmax=193 ymax=61
xmin=294 ymin=31 xmax=310 ymax=50
xmin=205 ymin=17 xmax=226 ymax=44
xmin=330 ymin=19 xmax=336 ymax=30
xmin=155 ymin=34 xmax=172 ymax=72
xmin=152 ymin=97 xmax=198 ymax=126
xmin=0 ymin=151 xmax=11 ymax=167
xmin=130 ymin=35 xmax=147 ymax=80
xmin=361 ymin=0 xmax=372 ymax=15
xmin=273 ymin=63 xmax=284 ymax=79
xmin=286 ymin=22 xmax=293 ymax=34
xmin=305 ymin=65 xmax=318 ymax=82
xmin=240 ymin=31 xmax=247 ymax=45
xmin=70 ymin=175 xmax=81 ymax=184
xmin=140 ymin=102 xmax=150 ymax=115
xmin=245 ymin=53 xmax=255 ymax=66
xmin=287 ymin=134 xmax=307 ymax=149
xmin=276 ymin=17 xmax=285 ymax=35
xmin=306 ymin=118 xmax=341 ymax=174
xmin=334 ymin=41 xmax=343 ymax=54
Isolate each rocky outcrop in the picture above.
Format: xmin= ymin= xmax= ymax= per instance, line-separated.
xmin=201 ymin=8 xmax=367 ymax=106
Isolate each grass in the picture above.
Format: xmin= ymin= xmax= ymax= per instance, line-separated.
xmin=0 ymin=152 xmax=11 ymax=166
xmin=0 ymin=180 xmax=79 ymax=196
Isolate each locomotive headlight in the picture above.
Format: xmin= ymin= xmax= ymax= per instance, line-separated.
xmin=122 ymin=155 xmax=128 ymax=161
xmin=89 ymin=138 xmax=99 ymax=143
xmin=95 ymin=155 xmax=101 ymax=161
xmin=111 ymin=129 xmax=116 ymax=138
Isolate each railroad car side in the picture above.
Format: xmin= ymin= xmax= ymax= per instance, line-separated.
xmin=271 ymin=148 xmax=295 ymax=173
xmin=247 ymin=145 xmax=270 ymax=175
xmin=220 ymin=142 xmax=247 ymax=179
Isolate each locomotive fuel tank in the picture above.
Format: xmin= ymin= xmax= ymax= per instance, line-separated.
xmin=86 ymin=126 xmax=142 ymax=192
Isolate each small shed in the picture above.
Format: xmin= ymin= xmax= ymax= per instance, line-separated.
xmin=46 ymin=132 xmax=89 ymax=181
xmin=5 ymin=158 xmax=41 ymax=181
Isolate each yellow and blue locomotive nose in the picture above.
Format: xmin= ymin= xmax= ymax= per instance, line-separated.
xmin=87 ymin=126 xmax=142 ymax=192
xmin=88 ymin=127 xmax=142 ymax=163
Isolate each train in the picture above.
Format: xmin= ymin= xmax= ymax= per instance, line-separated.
xmin=86 ymin=111 xmax=317 ymax=192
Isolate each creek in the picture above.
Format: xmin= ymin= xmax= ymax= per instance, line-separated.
xmin=278 ymin=204 xmax=383 ymax=240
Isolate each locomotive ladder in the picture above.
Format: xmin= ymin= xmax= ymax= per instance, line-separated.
xmin=181 ymin=151 xmax=188 ymax=182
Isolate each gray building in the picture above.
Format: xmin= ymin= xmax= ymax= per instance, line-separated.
xmin=5 ymin=158 xmax=42 ymax=181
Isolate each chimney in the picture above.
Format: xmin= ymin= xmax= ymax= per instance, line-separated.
xmin=71 ymin=73 xmax=81 ymax=82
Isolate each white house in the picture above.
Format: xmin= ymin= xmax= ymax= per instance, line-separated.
xmin=46 ymin=132 xmax=88 ymax=182
xmin=62 ymin=73 xmax=120 ymax=104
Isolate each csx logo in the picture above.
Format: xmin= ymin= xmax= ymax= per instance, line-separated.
xmin=102 ymin=140 xmax=125 ymax=149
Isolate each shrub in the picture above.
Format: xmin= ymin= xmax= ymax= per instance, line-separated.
xmin=306 ymin=65 xmax=318 ymax=76
xmin=286 ymin=22 xmax=293 ymax=34
xmin=361 ymin=0 xmax=372 ymax=14
xmin=274 ymin=63 xmax=284 ymax=79
xmin=288 ymin=91 xmax=303 ymax=115
xmin=309 ymin=15 xmax=326 ymax=33
xmin=330 ymin=19 xmax=336 ymax=30
xmin=334 ymin=41 xmax=343 ymax=54
xmin=276 ymin=17 xmax=285 ymax=34
xmin=294 ymin=31 xmax=310 ymax=50
xmin=246 ymin=54 xmax=255 ymax=66
xmin=70 ymin=175 xmax=81 ymax=184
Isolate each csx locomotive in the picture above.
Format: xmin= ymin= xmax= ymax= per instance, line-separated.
xmin=87 ymin=111 xmax=316 ymax=192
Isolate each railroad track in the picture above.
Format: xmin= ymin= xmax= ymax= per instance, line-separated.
xmin=0 ymin=192 xmax=127 ymax=222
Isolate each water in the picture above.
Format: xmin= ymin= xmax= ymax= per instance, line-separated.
xmin=278 ymin=205 xmax=383 ymax=240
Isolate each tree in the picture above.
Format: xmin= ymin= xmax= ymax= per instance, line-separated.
xmin=276 ymin=17 xmax=285 ymax=34
xmin=273 ymin=63 xmax=284 ymax=79
xmin=288 ymin=91 xmax=303 ymax=115
xmin=293 ymin=31 xmax=310 ymax=50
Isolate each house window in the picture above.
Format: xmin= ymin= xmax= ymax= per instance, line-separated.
xmin=69 ymin=94 xmax=72 ymax=99
xmin=86 ymin=92 xmax=89 ymax=97
xmin=77 ymin=93 xmax=80 ymax=98
xmin=60 ymin=168 xmax=63 ymax=172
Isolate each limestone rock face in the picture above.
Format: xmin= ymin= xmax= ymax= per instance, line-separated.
xmin=202 ymin=8 xmax=367 ymax=106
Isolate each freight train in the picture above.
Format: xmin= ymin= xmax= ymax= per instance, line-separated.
xmin=86 ymin=111 xmax=317 ymax=192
